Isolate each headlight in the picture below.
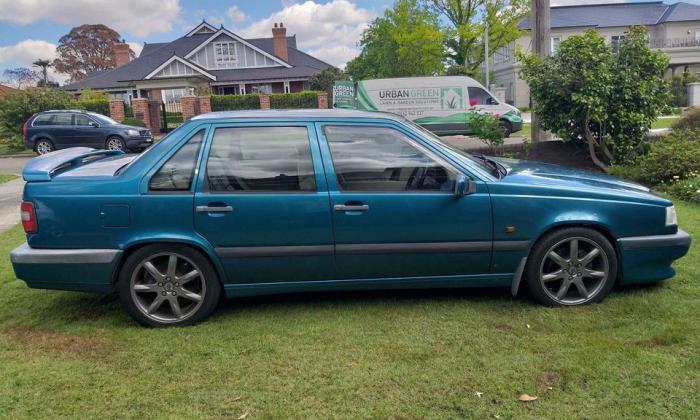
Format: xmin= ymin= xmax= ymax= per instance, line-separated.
xmin=126 ymin=129 xmax=140 ymax=137
xmin=665 ymin=206 xmax=677 ymax=226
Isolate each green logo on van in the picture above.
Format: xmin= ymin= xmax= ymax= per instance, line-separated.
xmin=440 ymin=87 xmax=463 ymax=110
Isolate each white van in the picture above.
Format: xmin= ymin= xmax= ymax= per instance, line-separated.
xmin=333 ymin=76 xmax=523 ymax=136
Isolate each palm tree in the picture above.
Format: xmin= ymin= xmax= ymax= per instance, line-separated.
xmin=32 ymin=59 xmax=52 ymax=87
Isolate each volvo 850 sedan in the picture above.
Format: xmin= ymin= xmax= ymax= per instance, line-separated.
xmin=10 ymin=110 xmax=691 ymax=327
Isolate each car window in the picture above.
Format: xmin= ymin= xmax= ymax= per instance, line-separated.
xmin=149 ymin=130 xmax=204 ymax=191
xmin=74 ymin=114 xmax=93 ymax=126
xmin=32 ymin=114 xmax=53 ymax=126
xmin=52 ymin=113 xmax=73 ymax=126
xmin=206 ymin=126 xmax=316 ymax=192
xmin=468 ymin=87 xmax=496 ymax=106
xmin=324 ymin=125 xmax=456 ymax=192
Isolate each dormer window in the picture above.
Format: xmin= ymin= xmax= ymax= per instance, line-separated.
xmin=214 ymin=42 xmax=237 ymax=68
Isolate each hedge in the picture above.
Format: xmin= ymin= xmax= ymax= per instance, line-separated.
xmin=270 ymin=91 xmax=320 ymax=109
xmin=211 ymin=94 xmax=260 ymax=111
xmin=78 ymin=99 xmax=110 ymax=116
xmin=122 ymin=117 xmax=147 ymax=128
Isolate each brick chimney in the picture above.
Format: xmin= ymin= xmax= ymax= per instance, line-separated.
xmin=272 ymin=22 xmax=288 ymax=62
xmin=113 ymin=41 xmax=132 ymax=68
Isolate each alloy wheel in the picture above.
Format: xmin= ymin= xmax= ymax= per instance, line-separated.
xmin=36 ymin=141 xmax=52 ymax=155
xmin=130 ymin=252 xmax=206 ymax=324
xmin=106 ymin=138 xmax=124 ymax=151
xmin=539 ymin=237 xmax=609 ymax=305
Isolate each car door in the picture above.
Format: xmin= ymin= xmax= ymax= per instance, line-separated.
xmin=193 ymin=123 xmax=335 ymax=285
xmin=73 ymin=114 xmax=103 ymax=147
xmin=317 ymin=122 xmax=493 ymax=281
xmin=48 ymin=113 xmax=78 ymax=148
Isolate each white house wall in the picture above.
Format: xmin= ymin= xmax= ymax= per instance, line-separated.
xmin=189 ymin=34 xmax=281 ymax=70
xmin=152 ymin=60 xmax=199 ymax=78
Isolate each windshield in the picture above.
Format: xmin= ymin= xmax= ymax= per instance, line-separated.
xmin=399 ymin=117 xmax=501 ymax=178
xmin=89 ymin=113 xmax=119 ymax=125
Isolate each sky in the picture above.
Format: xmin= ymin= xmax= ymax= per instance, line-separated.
xmin=0 ymin=0 xmax=696 ymax=85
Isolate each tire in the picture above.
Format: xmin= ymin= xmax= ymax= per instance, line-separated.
xmin=118 ymin=244 xmax=222 ymax=327
xmin=35 ymin=139 xmax=54 ymax=155
xmin=499 ymin=120 xmax=513 ymax=138
xmin=524 ymin=227 xmax=617 ymax=307
xmin=106 ymin=136 xmax=126 ymax=151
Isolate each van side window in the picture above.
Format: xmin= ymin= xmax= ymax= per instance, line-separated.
xmin=324 ymin=125 xmax=456 ymax=192
xmin=149 ymin=130 xmax=204 ymax=191
xmin=468 ymin=87 xmax=496 ymax=106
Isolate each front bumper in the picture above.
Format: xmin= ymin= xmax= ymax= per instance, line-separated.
xmin=617 ymin=229 xmax=691 ymax=284
xmin=125 ymin=136 xmax=153 ymax=151
xmin=10 ymin=243 xmax=122 ymax=293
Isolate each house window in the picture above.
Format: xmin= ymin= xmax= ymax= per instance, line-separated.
xmin=249 ymin=83 xmax=272 ymax=94
xmin=551 ymin=37 xmax=561 ymax=53
xmin=611 ymin=35 xmax=625 ymax=53
xmin=162 ymin=88 xmax=189 ymax=104
xmin=214 ymin=42 xmax=237 ymax=69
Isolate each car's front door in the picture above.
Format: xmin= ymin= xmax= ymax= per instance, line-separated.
xmin=317 ymin=123 xmax=493 ymax=281
xmin=193 ymin=123 xmax=335 ymax=285
xmin=73 ymin=114 xmax=103 ymax=147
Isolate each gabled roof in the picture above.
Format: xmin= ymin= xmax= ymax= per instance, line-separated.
xmin=184 ymin=28 xmax=292 ymax=68
xmin=519 ymin=1 xmax=700 ymax=29
xmin=144 ymin=55 xmax=217 ymax=80
xmin=186 ymin=21 xmax=218 ymax=37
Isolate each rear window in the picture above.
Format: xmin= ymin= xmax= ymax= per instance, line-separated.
xmin=32 ymin=114 xmax=53 ymax=126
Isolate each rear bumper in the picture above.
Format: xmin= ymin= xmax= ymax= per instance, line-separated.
xmin=10 ymin=243 xmax=122 ymax=293
xmin=617 ymin=229 xmax=691 ymax=284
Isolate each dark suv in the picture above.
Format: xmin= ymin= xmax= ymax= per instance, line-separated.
xmin=23 ymin=110 xmax=153 ymax=155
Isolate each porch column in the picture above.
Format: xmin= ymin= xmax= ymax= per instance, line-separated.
xmin=198 ymin=96 xmax=212 ymax=114
xmin=181 ymin=95 xmax=199 ymax=120
xmin=259 ymin=94 xmax=271 ymax=110
xmin=132 ymin=98 xmax=152 ymax=131
xmin=148 ymin=101 xmax=162 ymax=135
xmin=239 ymin=83 xmax=246 ymax=94
xmin=109 ymin=100 xmax=125 ymax=123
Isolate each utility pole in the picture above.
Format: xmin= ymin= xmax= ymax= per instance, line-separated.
xmin=484 ymin=15 xmax=489 ymax=89
xmin=531 ymin=0 xmax=551 ymax=142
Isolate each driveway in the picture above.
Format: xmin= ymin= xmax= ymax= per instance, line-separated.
xmin=0 ymin=157 xmax=29 ymax=232
xmin=0 ymin=156 xmax=30 ymax=175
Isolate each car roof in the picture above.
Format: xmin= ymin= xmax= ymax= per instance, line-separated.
xmin=191 ymin=109 xmax=406 ymax=122
xmin=37 ymin=109 xmax=88 ymax=114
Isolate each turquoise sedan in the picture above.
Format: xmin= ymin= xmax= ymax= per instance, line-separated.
xmin=10 ymin=110 xmax=691 ymax=327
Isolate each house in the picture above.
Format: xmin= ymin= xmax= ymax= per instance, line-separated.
xmin=0 ymin=84 xmax=18 ymax=98
xmin=491 ymin=1 xmax=700 ymax=108
xmin=62 ymin=21 xmax=333 ymax=106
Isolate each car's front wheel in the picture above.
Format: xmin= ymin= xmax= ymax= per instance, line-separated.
xmin=118 ymin=244 xmax=221 ymax=327
xmin=35 ymin=139 xmax=54 ymax=155
xmin=525 ymin=227 xmax=617 ymax=306
xmin=106 ymin=136 xmax=126 ymax=151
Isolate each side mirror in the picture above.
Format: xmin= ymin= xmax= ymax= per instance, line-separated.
xmin=453 ymin=175 xmax=477 ymax=197
xmin=89 ymin=121 xmax=99 ymax=128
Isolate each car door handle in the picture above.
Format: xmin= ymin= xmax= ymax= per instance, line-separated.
xmin=196 ymin=205 xmax=233 ymax=213
xmin=334 ymin=204 xmax=369 ymax=212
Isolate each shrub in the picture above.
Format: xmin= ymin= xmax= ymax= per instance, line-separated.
xmin=211 ymin=94 xmax=260 ymax=111
xmin=270 ymin=91 xmax=320 ymax=109
xmin=122 ymin=117 xmax=146 ymax=128
xmin=467 ymin=111 xmax=505 ymax=153
xmin=610 ymin=130 xmax=700 ymax=185
xmin=672 ymin=107 xmax=700 ymax=132
xmin=657 ymin=175 xmax=700 ymax=203
xmin=78 ymin=89 xmax=109 ymax=101
xmin=78 ymin=98 xmax=110 ymax=116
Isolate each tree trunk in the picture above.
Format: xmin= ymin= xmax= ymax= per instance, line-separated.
xmin=584 ymin=115 xmax=610 ymax=172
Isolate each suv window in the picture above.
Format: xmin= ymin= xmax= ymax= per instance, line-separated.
xmin=52 ymin=113 xmax=73 ymax=125
xmin=149 ymin=130 xmax=204 ymax=191
xmin=206 ymin=126 xmax=316 ymax=192
xmin=324 ymin=125 xmax=456 ymax=192
xmin=468 ymin=87 xmax=496 ymax=106
xmin=75 ymin=114 xmax=93 ymax=126
xmin=32 ymin=114 xmax=53 ymax=126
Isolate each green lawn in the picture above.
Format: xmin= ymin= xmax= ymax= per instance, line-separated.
xmin=513 ymin=117 xmax=678 ymax=137
xmin=0 ymin=174 xmax=18 ymax=184
xmin=0 ymin=203 xmax=698 ymax=418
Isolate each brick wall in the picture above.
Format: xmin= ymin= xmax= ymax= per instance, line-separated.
xmin=317 ymin=92 xmax=329 ymax=109
xmin=198 ymin=96 xmax=212 ymax=114
xmin=109 ymin=100 xmax=125 ymax=123
xmin=131 ymin=98 xmax=152 ymax=131
xmin=181 ymin=95 xmax=199 ymax=120
xmin=148 ymin=101 xmax=161 ymax=135
xmin=259 ymin=94 xmax=271 ymax=110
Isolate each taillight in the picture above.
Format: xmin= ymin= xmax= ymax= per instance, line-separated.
xmin=22 ymin=115 xmax=34 ymax=139
xmin=20 ymin=202 xmax=37 ymax=234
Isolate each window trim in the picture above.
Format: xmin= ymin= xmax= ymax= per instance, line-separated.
xmin=319 ymin=123 xmax=463 ymax=194
xmin=214 ymin=41 xmax=237 ymax=69
xmin=198 ymin=123 xmax=322 ymax=195
xmin=145 ymin=128 xmax=208 ymax=195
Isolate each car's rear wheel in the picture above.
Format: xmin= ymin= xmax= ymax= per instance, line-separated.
xmin=35 ymin=139 xmax=54 ymax=155
xmin=118 ymin=244 xmax=221 ymax=327
xmin=499 ymin=120 xmax=513 ymax=137
xmin=525 ymin=227 xmax=617 ymax=306
xmin=106 ymin=136 xmax=126 ymax=151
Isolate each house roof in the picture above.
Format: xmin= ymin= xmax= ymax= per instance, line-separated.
xmin=0 ymin=84 xmax=17 ymax=97
xmin=62 ymin=28 xmax=331 ymax=91
xmin=519 ymin=1 xmax=700 ymax=29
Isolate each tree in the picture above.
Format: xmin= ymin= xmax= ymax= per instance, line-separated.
xmin=427 ymin=0 xmax=528 ymax=75
xmin=32 ymin=59 xmax=53 ymax=87
xmin=2 ymin=67 xmax=38 ymax=89
xmin=346 ymin=0 xmax=445 ymax=80
xmin=309 ymin=68 xmax=349 ymax=97
xmin=519 ymin=27 xmax=669 ymax=172
xmin=53 ymin=24 xmax=135 ymax=82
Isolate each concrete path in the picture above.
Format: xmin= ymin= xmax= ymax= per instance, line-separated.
xmin=0 ymin=156 xmax=30 ymax=175
xmin=0 ymin=178 xmax=24 ymax=231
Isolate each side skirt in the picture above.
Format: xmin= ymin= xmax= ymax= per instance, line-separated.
xmin=223 ymin=273 xmax=513 ymax=298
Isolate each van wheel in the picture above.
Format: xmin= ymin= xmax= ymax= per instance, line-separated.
xmin=35 ymin=139 xmax=54 ymax=155
xmin=499 ymin=120 xmax=513 ymax=137
xmin=106 ymin=136 xmax=126 ymax=151
xmin=118 ymin=244 xmax=221 ymax=327
xmin=525 ymin=227 xmax=617 ymax=306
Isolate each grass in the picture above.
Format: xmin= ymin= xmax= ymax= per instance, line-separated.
xmin=0 ymin=143 xmax=31 ymax=156
xmin=0 ymin=203 xmax=699 ymax=418
xmin=512 ymin=118 xmax=678 ymax=137
xmin=513 ymin=123 xmax=531 ymax=137
xmin=0 ymin=174 xmax=18 ymax=184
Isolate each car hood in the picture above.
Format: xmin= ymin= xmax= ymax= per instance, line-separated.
xmin=493 ymin=157 xmax=651 ymax=194
xmin=111 ymin=123 xmax=149 ymax=132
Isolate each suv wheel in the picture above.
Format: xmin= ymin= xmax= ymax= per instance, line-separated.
xmin=35 ymin=139 xmax=54 ymax=155
xmin=106 ymin=136 xmax=126 ymax=151
xmin=118 ymin=244 xmax=222 ymax=327
xmin=525 ymin=227 xmax=617 ymax=306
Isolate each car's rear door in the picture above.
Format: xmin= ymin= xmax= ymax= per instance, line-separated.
xmin=48 ymin=113 xmax=77 ymax=148
xmin=193 ymin=122 xmax=335 ymax=286
xmin=316 ymin=122 xmax=493 ymax=281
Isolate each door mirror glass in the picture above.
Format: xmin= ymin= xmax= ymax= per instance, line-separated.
xmin=453 ymin=175 xmax=476 ymax=197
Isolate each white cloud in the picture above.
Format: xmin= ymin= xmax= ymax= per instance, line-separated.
xmin=0 ymin=0 xmax=181 ymax=37
xmin=237 ymin=0 xmax=375 ymax=67
xmin=0 ymin=39 xmax=66 ymax=83
xmin=227 ymin=5 xmax=247 ymax=23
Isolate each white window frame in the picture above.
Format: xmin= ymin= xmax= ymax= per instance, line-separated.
xmin=551 ymin=37 xmax=561 ymax=53
xmin=214 ymin=41 xmax=237 ymax=69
